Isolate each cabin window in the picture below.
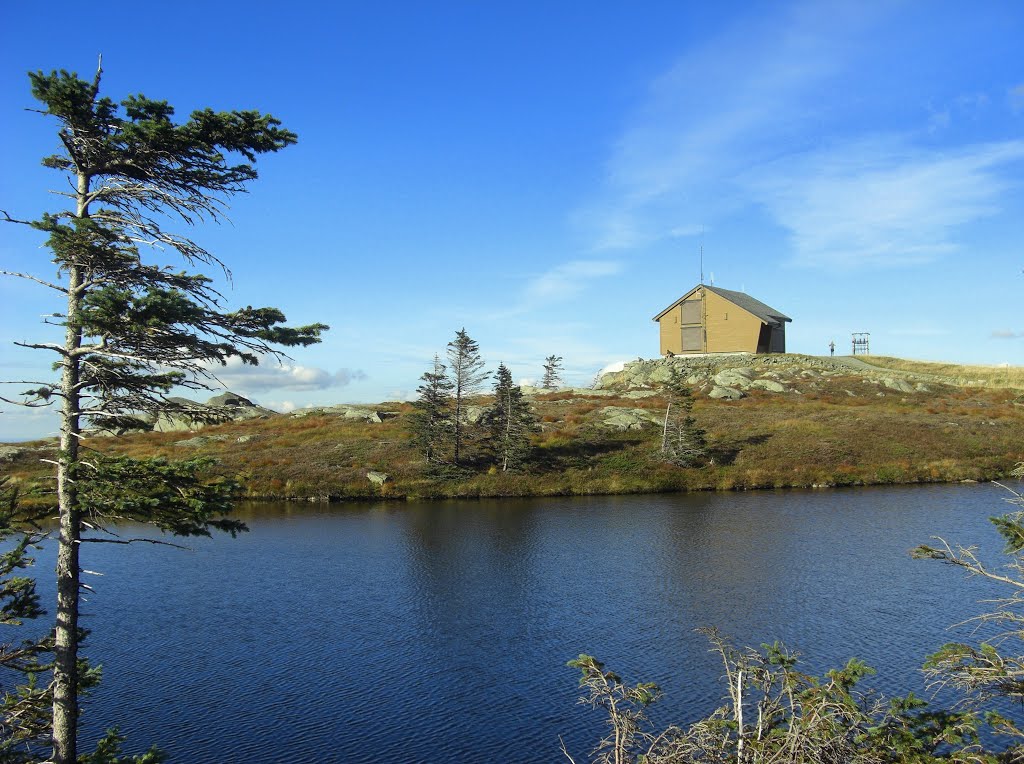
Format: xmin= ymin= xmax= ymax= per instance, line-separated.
xmin=680 ymin=300 xmax=701 ymax=324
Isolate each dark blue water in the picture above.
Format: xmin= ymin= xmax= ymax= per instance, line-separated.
xmin=15 ymin=484 xmax=1016 ymax=762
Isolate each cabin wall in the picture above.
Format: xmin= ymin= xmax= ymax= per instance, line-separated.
xmin=703 ymin=290 xmax=761 ymax=353
xmin=658 ymin=304 xmax=684 ymax=355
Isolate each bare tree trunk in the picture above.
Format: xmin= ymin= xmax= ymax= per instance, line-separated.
xmin=453 ymin=387 xmax=462 ymax=466
xmin=52 ymin=172 xmax=89 ymax=764
xmin=52 ymin=264 xmax=82 ymax=764
xmin=502 ymin=391 xmax=511 ymax=472
xmin=735 ymin=668 xmax=744 ymax=763
xmin=661 ymin=402 xmax=671 ymax=452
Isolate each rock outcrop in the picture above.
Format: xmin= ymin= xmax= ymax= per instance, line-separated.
xmin=291 ymin=405 xmax=400 ymax=423
xmin=366 ymin=470 xmax=390 ymax=486
xmin=0 ymin=446 xmax=26 ymax=463
xmin=595 ymin=407 xmax=662 ymax=431
xmin=708 ymin=386 xmax=744 ymax=400
xmin=149 ymin=393 xmax=275 ymax=433
xmin=593 ymin=353 xmax=953 ymax=401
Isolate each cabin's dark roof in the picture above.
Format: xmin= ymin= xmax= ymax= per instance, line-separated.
xmin=652 ymin=285 xmax=791 ymax=326
xmin=704 ymin=286 xmax=791 ymax=325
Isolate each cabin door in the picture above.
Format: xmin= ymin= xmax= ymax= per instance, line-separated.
xmin=681 ymin=327 xmax=702 ymax=352
xmin=756 ymin=324 xmax=771 ymax=353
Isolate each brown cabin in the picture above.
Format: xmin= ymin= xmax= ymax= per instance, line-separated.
xmin=653 ymin=285 xmax=791 ymax=355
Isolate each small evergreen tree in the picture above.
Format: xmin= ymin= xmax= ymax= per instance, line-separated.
xmin=0 ymin=478 xmax=51 ymax=762
xmin=541 ymin=354 xmax=563 ymax=390
xmin=483 ymin=363 xmax=538 ymax=472
xmin=660 ymin=367 xmax=707 ymax=467
xmin=913 ymin=465 xmax=1024 ymax=751
xmin=446 ymin=328 xmax=489 ymax=466
xmin=568 ymin=634 xmax=983 ymax=764
xmin=408 ymin=355 xmax=454 ymax=467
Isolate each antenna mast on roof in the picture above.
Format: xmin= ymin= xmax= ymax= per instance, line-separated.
xmin=699 ymin=225 xmax=705 ymax=285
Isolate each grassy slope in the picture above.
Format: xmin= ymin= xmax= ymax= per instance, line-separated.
xmin=862 ymin=356 xmax=1024 ymax=389
xmin=4 ymin=356 xmax=1022 ymax=503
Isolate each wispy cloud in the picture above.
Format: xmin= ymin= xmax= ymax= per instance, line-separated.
xmin=747 ymin=139 xmax=1024 ymax=268
xmin=0 ymin=405 xmax=56 ymax=441
xmin=524 ymin=259 xmax=623 ymax=302
xmin=928 ymin=92 xmax=991 ymax=133
xmin=263 ymin=400 xmax=297 ymax=413
xmin=992 ymin=329 xmax=1024 ymax=339
xmin=577 ymin=2 xmax=1024 ymax=271
xmin=206 ymin=356 xmax=367 ymax=393
xmin=669 ymin=224 xmax=705 ymax=239
xmin=579 ymin=2 xmax=882 ymax=251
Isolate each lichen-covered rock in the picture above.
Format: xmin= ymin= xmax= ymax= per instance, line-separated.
xmin=293 ymin=405 xmax=398 ymax=423
xmin=207 ymin=392 xmax=256 ymax=408
xmin=647 ymin=364 xmax=675 ymax=384
xmin=596 ymin=407 xmax=662 ymax=431
xmin=713 ymin=369 xmax=754 ymax=389
xmin=151 ymin=392 xmax=274 ymax=433
xmin=881 ymin=377 xmax=915 ymax=393
xmin=367 ymin=471 xmax=390 ymax=485
xmin=343 ymin=407 xmax=385 ymax=423
xmin=0 ymin=446 xmax=25 ymax=463
xmin=551 ymin=353 xmax=961 ymax=401
xmin=750 ymin=379 xmax=787 ymax=393
xmin=708 ymin=386 xmax=744 ymax=400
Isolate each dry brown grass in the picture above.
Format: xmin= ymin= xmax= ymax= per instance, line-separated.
xmin=863 ymin=356 xmax=1024 ymax=389
xmin=4 ymin=378 xmax=1023 ymax=504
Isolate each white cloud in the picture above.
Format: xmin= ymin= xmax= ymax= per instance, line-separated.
xmin=264 ymin=400 xmax=297 ymax=413
xmin=577 ymin=3 xmax=1024 ymax=270
xmin=0 ymin=404 xmax=57 ymax=442
xmin=523 ymin=259 xmax=623 ymax=302
xmin=579 ymin=2 xmax=883 ymax=251
xmin=205 ymin=355 xmax=367 ymax=393
xmin=385 ymin=388 xmax=415 ymax=402
xmin=992 ymin=329 xmax=1024 ymax=339
xmin=748 ymin=139 xmax=1024 ymax=268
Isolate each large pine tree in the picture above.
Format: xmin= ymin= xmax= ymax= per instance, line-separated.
xmin=446 ymin=328 xmax=488 ymax=466
xmin=1 ymin=62 xmax=325 ymax=763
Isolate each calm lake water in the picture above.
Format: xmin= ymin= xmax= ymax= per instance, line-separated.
xmin=19 ymin=483 xmax=1017 ymax=761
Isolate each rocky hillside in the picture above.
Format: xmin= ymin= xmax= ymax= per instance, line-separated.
xmin=4 ymin=354 xmax=1022 ymax=502
xmin=593 ymin=354 xmax=949 ymax=399
xmin=514 ymin=352 xmax=1001 ymax=435
xmin=124 ymin=354 xmax=1020 ymax=436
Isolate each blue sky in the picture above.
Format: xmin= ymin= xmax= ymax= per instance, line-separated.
xmin=2 ymin=1 xmax=1024 ymax=440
